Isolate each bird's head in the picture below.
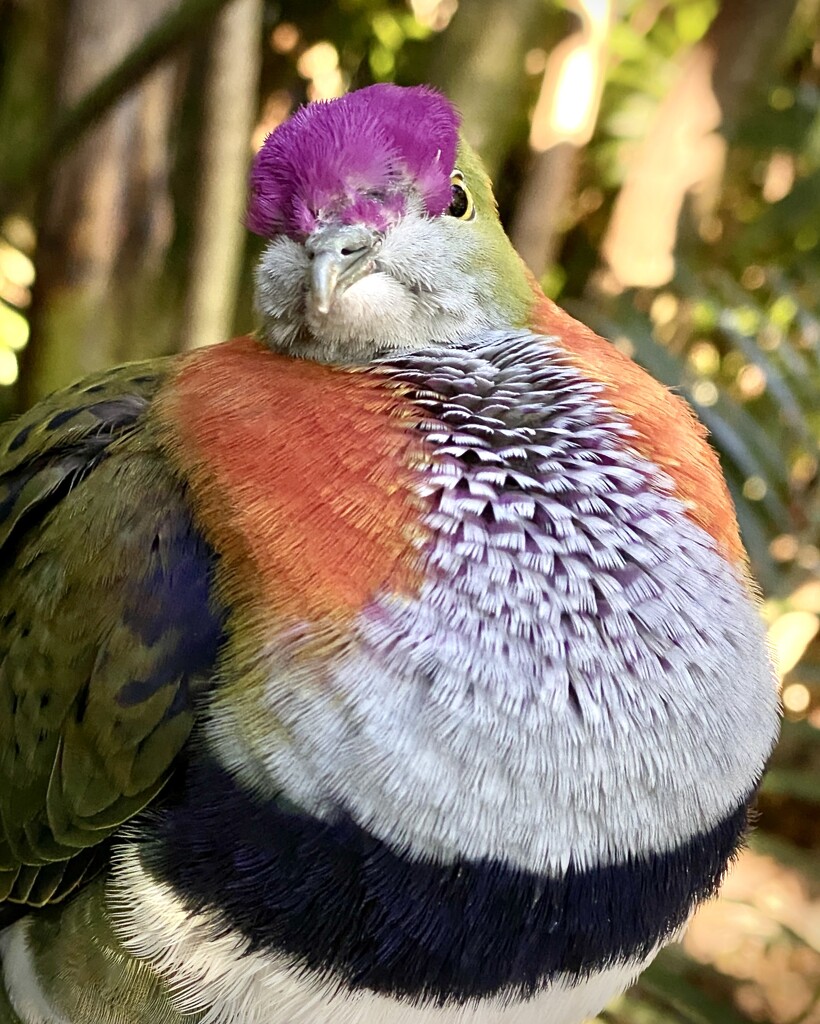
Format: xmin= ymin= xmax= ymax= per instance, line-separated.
xmin=248 ymin=84 xmax=535 ymax=363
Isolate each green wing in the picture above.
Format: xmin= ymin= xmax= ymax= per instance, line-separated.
xmin=0 ymin=363 xmax=225 ymax=917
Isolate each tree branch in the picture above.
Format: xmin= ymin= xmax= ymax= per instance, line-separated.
xmin=0 ymin=0 xmax=237 ymax=212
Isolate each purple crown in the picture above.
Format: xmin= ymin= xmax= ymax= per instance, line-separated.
xmin=247 ymin=84 xmax=460 ymax=238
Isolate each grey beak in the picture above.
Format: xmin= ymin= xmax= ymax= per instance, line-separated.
xmin=305 ymin=224 xmax=380 ymax=315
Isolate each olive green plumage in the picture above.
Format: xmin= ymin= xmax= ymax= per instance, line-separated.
xmin=8 ymin=878 xmax=194 ymax=1024
xmin=0 ymin=363 xmax=208 ymax=922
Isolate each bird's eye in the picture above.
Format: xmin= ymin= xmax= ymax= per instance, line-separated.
xmin=447 ymin=175 xmax=475 ymax=221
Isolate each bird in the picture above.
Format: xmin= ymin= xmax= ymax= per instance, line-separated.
xmin=0 ymin=84 xmax=779 ymax=1024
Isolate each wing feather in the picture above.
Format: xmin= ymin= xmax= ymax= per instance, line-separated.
xmin=0 ymin=363 xmax=225 ymax=910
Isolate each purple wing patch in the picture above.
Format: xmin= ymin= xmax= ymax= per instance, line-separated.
xmin=247 ymin=84 xmax=460 ymax=238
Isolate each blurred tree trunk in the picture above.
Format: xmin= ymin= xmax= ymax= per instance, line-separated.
xmin=22 ymin=0 xmax=184 ymax=405
xmin=510 ymin=142 xmax=579 ymax=281
xmin=0 ymin=0 xmax=65 ymax=226
xmin=509 ymin=1 xmax=612 ymax=280
xmin=599 ymin=0 xmax=799 ymax=291
xmin=0 ymin=0 xmax=64 ymax=416
xmin=0 ymin=0 xmax=237 ymax=221
xmin=426 ymin=0 xmax=550 ymax=181
xmin=180 ymin=0 xmax=263 ymax=351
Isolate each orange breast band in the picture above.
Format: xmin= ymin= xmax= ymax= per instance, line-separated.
xmin=157 ymin=338 xmax=428 ymax=625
